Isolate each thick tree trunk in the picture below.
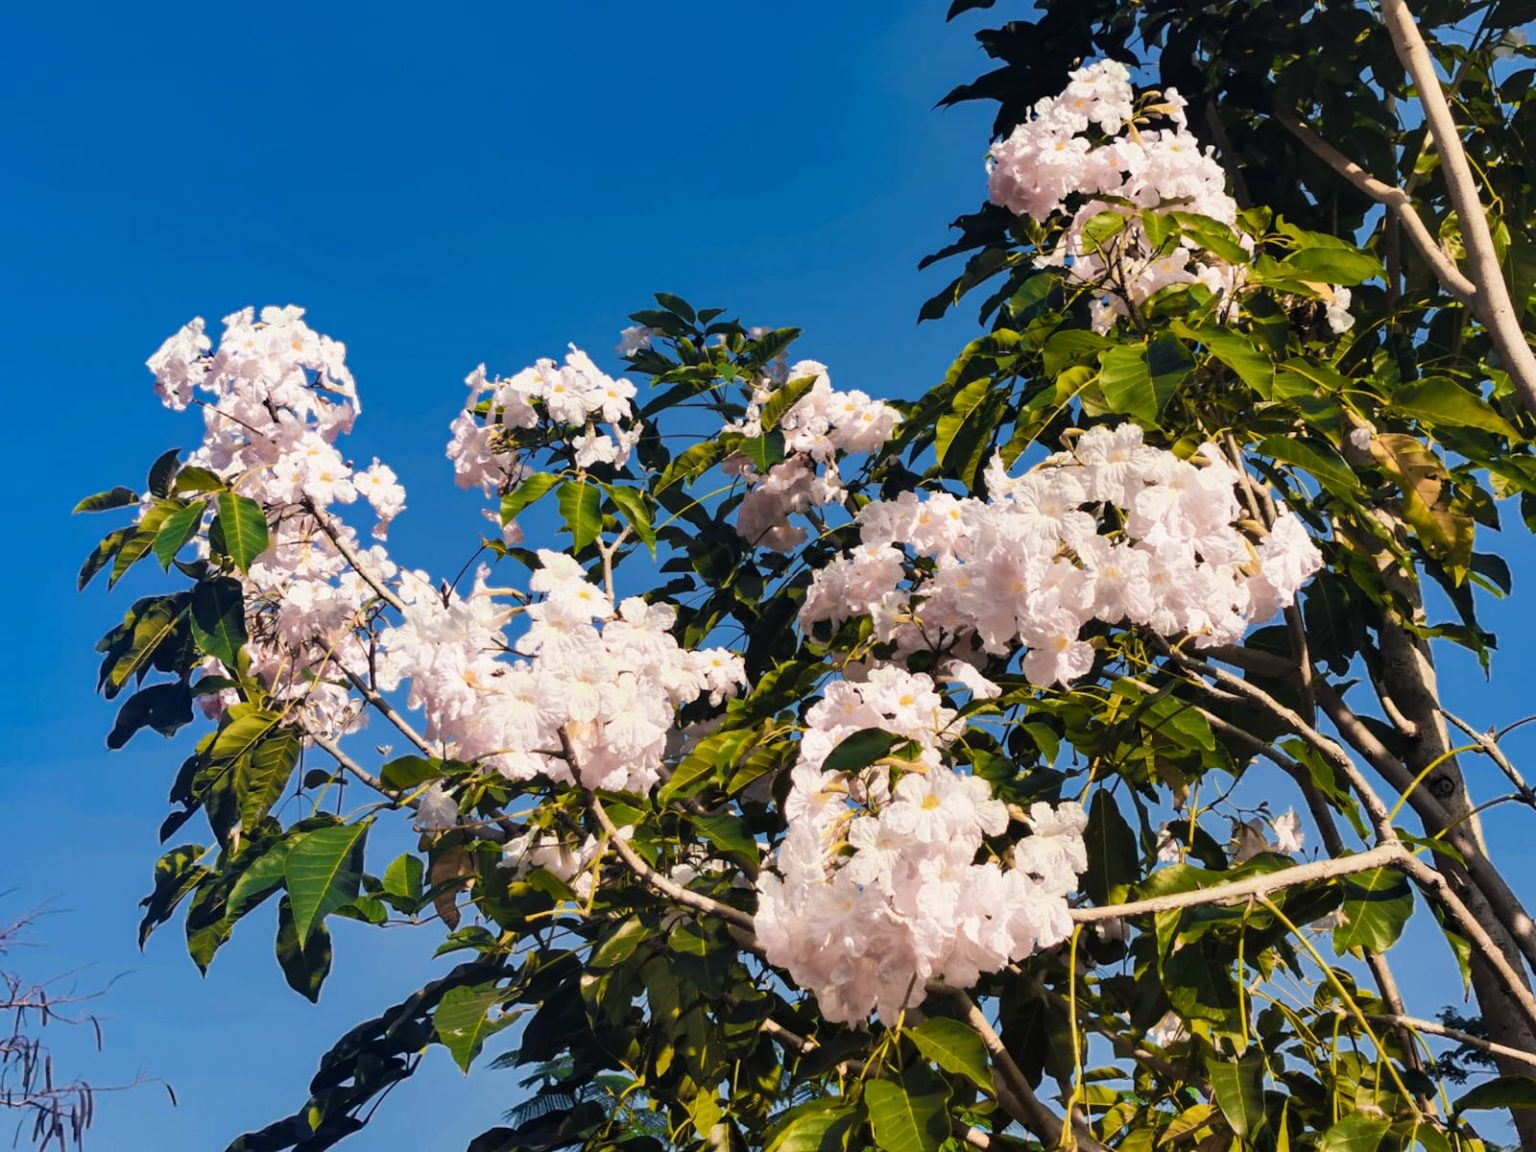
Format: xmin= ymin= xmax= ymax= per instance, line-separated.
xmin=1374 ymin=598 xmax=1536 ymax=1151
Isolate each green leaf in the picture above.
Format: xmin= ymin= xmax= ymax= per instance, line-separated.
xmin=740 ymin=430 xmax=787 ymax=472
xmin=436 ymin=981 xmax=516 ymax=1072
xmin=557 ymin=478 xmax=602 ymax=552
xmin=74 ymin=486 xmax=140 ymax=514
xmin=1453 ymin=1075 xmax=1536 ymax=1113
xmin=1168 ymin=212 xmax=1251 ymax=264
xmin=1394 ymin=378 xmax=1518 ymax=438
xmin=1205 ymin=1050 xmax=1266 ymax=1140
xmin=1332 ymin=866 xmax=1413 ymax=955
xmin=1099 ymin=335 xmax=1192 ymax=427
xmin=1083 ymin=792 xmax=1139 ymax=906
xmin=284 ymin=821 xmax=370 ymax=945
xmin=1318 ymin=1115 xmax=1390 ymax=1152
xmin=591 ymin=915 xmax=650 ymax=968
xmin=275 ymin=895 xmax=331 ymax=1002
xmin=1181 ymin=325 xmax=1274 ymax=397
xmin=864 ymin=1066 xmax=950 ymax=1152
xmin=499 ymin=472 xmax=561 ymax=525
xmin=760 ymin=375 xmax=818 ymax=431
xmin=604 ymin=484 xmax=657 ymax=556
xmin=210 ymin=708 xmax=281 ymax=763
xmin=822 ymin=728 xmax=901 ymax=775
xmin=382 ymin=853 xmax=425 ymax=903
xmin=147 ymin=448 xmax=182 ymax=498
xmin=1256 ymin=435 xmax=1360 ymax=497
xmin=765 ymin=1102 xmax=856 ymax=1152
xmin=906 ymin=1018 xmax=993 ymax=1094
xmin=79 ymin=528 xmax=131 ymax=590
xmin=172 ymin=466 xmax=227 ymax=495
xmin=1280 ymin=246 xmax=1383 ymax=285
xmin=238 ymin=727 xmax=301 ymax=830
xmin=380 ymin=755 xmax=444 ymax=791
xmin=935 ymin=377 xmax=995 ymax=465
xmin=689 ymin=812 xmax=760 ymax=867
xmin=228 ymin=841 xmax=292 ymax=919
xmin=213 ymin=492 xmax=270 ymax=572
xmin=189 ymin=577 xmax=247 ymax=669
xmin=153 ymin=499 xmax=206 ymax=568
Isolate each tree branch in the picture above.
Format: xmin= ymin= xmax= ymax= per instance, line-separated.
xmin=1379 ymin=0 xmax=1536 ymax=414
xmin=1071 ymin=844 xmax=1409 ymax=923
xmin=1273 ymin=109 xmax=1478 ymax=302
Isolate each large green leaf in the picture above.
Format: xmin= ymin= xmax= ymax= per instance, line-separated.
xmin=764 ymin=1102 xmax=857 ymax=1152
xmin=864 ymin=1066 xmax=950 ymax=1152
xmin=1083 ymin=791 xmax=1139 ymax=906
xmin=154 ymin=499 xmax=206 ymax=568
xmin=1318 ymin=1115 xmax=1390 ymax=1152
xmin=1332 ymin=866 xmax=1413 ymax=955
xmin=603 ymin=484 xmax=657 ymax=555
xmin=238 ymin=727 xmax=301 ymax=830
xmin=1393 ymin=378 xmax=1518 ymax=438
xmin=822 ymin=728 xmax=901 ymax=775
xmin=1099 ymin=334 xmax=1192 ymax=427
xmin=214 ymin=491 xmax=270 ymax=572
xmin=557 ymin=477 xmax=602 ymax=551
xmin=906 ymin=1018 xmax=993 ymax=1095
xmin=284 ymin=821 xmax=370 ymax=946
xmin=499 ymin=472 xmax=561 ymax=525
xmin=1256 ymin=435 xmax=1360 ymax=497
xmin=189 ymin=577 xmax=247 ymax=669
xmin=210 ymin=708 xmax=281 ymax=763
xmin=1279 ymin=246 xmax=1383 ymax=285
xmin=275 ymin=895 xmax=332 ymax=1003
xmin=435 ymin=981 xmax=517 ymax=1072
xmin=1453 ymin=1075 xmax=1536 ymax=1114
xmin=74 ymin=486 xmax=140 ymax=514
xmin=1206 ymin=1050 xmax=1266 ymax=1140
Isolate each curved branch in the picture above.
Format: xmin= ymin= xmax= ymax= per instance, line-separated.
xmin=1379 ymin=0 xmax=1536 ymax=412
xmin=1273 ymin=109 xmax=1477 ymax=302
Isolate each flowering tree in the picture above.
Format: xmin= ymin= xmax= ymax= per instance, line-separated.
xmin=76 ymin=2 xmax=1536 ymax=1151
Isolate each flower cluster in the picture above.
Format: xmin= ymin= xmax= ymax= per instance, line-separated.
xmin=147 ymin=307 xmax=407 ymax=736
xmin=377 ymin=551 xmax=745 ymax=794
xmin=726 ymin=360 xmax=902 ymax=551
xmin=801 ymin=424 xmax=1323 ymax=685
xmin=987 ymin=60 xmax=1249 ymax=331
xmin=448 ymin=346 xmax=640 ymax=541
xmin=755 ymin=664 xmax=1087 ymax=1022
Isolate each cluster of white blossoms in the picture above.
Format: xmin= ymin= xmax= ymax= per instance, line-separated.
xmin=986 ymin=61 xmax=1250 ymax=333
xmin=448 ymin=346 xmax=640 ymax=542
xmin=755 ymin=664 xmax=1087 ymax=1022
xmin=802 ymin=424 xmax=1323 ymax=686
xmin=726 ymin=360 xmax=902 ymax=551
xmin=377 ymin=551 xmax=745 ymax=794
xmin=147 ymin=307 xmax=407 ymax=736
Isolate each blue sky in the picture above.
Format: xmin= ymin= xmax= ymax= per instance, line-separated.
xmin=3 ymin=2 xmax=1535 ymax=1149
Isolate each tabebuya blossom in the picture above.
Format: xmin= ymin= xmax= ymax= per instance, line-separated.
xmin=146 ymin=306 xmax=407 ymax=737
xmin=754 ymin=665 xmax=1088 ymax=1023
xmin=800 ymin=423 xmax=1324 ymax=686
xmin=985 ymin=60 xmax=1353 ymax=334
xmin=725 ymin=359 xmax=902 ymax=551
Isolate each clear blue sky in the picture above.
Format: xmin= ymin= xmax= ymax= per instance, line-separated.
xmin=3 ymin=3 xmax=1534 ymax=1149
